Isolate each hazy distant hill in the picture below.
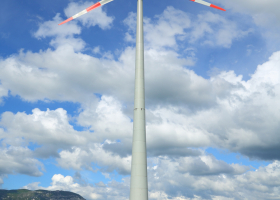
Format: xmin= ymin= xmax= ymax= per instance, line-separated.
xmin=0 ymin=189 xmax=86 ymax=200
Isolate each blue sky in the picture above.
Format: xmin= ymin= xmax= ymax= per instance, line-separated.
xmin=1 ymin=0 xmax=280 ymax=199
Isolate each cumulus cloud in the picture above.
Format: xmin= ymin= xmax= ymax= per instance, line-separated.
xmin=2 ymin=46 xmax=279 ymax=178
xmin=34 ymin=1 xmax=114 ymax=39
xmin=144 ymin=7 xmax=191 ymax=49
xmin=57 ymin=145 xmax=131 ymax=175
xmin=147 ymin=158 xmax=280 ymax=200
xmin=23 ymin=174 xmax=130 ymax=200
xmin=124 ymin=7 xmax=250 ymax=49
xmin=0 ymin=46 xmax=132 ymax=102
xmin=103 ymin=141 xmax=201 ymax=158
xmin=0 ymin=38 xmax=194 ymax=105
xmin=33 ymin=1 xmax=114 ymax=51
xmin=33 ymin=14 xmax=86 ymax=51
xmin=211 ymin=0 xmax=280 ymax=27
xmin=1 ymin=37 xmax=280 ymax=162
xmin=0 ymin=108 xmax=88 ymax=146
xmin=207 ymin=51 xmax=280 ymax=159
xmin=189 ymin=12 xmax=253 ymax=48
xmin=0 ymin=97 xmax=133 ymax=174
xmin=22 ymin=160 xmax=280 ymax=200
xmin=146 ymin=51 xmax=280 ymax=160
xmin=34 ymin=14 xmax=81 ymax=39
xmin=1 ymin=54 xmax=280 ymax=198
xmin=77 ymin=96 xmax=132 ymax=140
xmin=211 ymin=0 xmax=280 ymax=49
xmin=0 ymin=84 xmax=8 ymax=102
xmin=1 ymin=46 xmax=280 ymax=163
xmin=0 ymin=3 xmax=280 ymax=200
xmin=0 ymin=7 xmax=250 ymax=106
xmin=0 ymin=95 xmax=131 ymax=153
xmin=0 ymin=146 xmax=43 ymax=177
xmin=123 ymin=12 xmax=137 ymax=43
xmin=64 ymin=1 xmax=114 ymax=29
xmin=177 ymin=155 xmax=248 ymax=176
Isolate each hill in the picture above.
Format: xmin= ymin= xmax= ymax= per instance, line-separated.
xmin=0 ymin=189 xmax=86 ymax=200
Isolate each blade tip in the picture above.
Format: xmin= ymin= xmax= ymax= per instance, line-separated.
xmin=58 ymin=21 xmax=67 ymax=26
xmin=58 ymin=17 xmax=73 ymax=26
xmin=210 ymin=4 xmax=226 ymax=11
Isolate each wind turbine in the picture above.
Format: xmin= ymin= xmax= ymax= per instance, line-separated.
xmin=59 ymin=0 xmax=225 ymax=199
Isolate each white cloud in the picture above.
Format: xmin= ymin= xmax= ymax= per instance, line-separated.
xmin=64 ymin=1 xmax=114 ymax=29
xmin=147 ymin=158 xmax=280 ymax=200
xmin=123 ymin=12 xmax=137 ymax=42
xmin=0 ymin=146 xmax=43 ymax=177
xmin=33 ymin=13 xmax=85 ymax=51
xmin=209 ymin=52 xmax=280 ymax=158
xmin=1 ymin=34 xmax=280 ymax=161
xmin=33 ymin=1 xmax=114 ymax=52
xmin=77 ymin=96 xmax=132 ymax=140
xmin=211 ymin=0 xmax=280 ymax=27
xmin=22 ymin=160 xmax=280 ymax=200
xmin=144 ymin=6 xmax=191 ymax=49
xmin=0 ymin=108 xmax=92 ymax=159
xmin=142 ymin=50 xmax=280 ymax=158
xmin=0 ymin=39 xmax=194 ymax=105
xmin=143 ymin=51 xmax=280 ymax=160
xmin=34 ymin=14 xmax=81 ymax=39
xmin=189 ymin=12 xmax=252 ymax=48
xmin=1 ymin=39 xmax=280 ymax=162
xmin=124 ymin=7 xmax=250 ymax=49
xmin=23 ymin=174 xmax=130 ymax=200
xmin=1 ymin=49 xmax=280 ymax=196
xmin=0 ymin=46 xmax=129 ymax=102
xmin=0 ymin=108 xmax=87 ymax=145
xmin=0 ymin=85 xmax=8 ymax=102
xmin=146 ymin=107 xmax=212 ymax=149
xmin=0 ymin=7 xmax=250 ymax=106
xmin=210 ymin=0 xmax=280 ymax=49
xmin=177 ymin=155 xmax=249 ymax=176
xmin=1 ymin=4 xmax=280 ymax=199
xmin=57 ymin=145 xmax=131 ymax=175
xmin=0 ymin=96 xmax=132 ymax=174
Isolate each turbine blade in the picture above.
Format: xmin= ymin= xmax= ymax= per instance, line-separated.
xmin=59 ymin=0 xmax=114 ymax=25
xmin=190 ymin=0 xmax=226 ymax=11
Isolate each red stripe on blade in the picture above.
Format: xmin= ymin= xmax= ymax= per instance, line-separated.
xmin=210 ymin=4 xmax=226 ymax=11
xmin=58 ymin=17 xmax=74 ymax=25
xmin=189 ymin=0 xmax=195 ymax=1
xmin=86 ymin=2 xmax=102 ymax=12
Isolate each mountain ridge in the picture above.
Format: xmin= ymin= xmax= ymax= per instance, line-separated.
xmin=0 ymin=189 xmax=86 ymax=200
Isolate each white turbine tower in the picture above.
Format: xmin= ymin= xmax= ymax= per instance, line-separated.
xmin=59 ymin=0 xmax=225 ymax=199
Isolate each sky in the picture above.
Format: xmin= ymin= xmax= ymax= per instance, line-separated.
xmin=0 ymin=0 xmax=280 ymax=199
